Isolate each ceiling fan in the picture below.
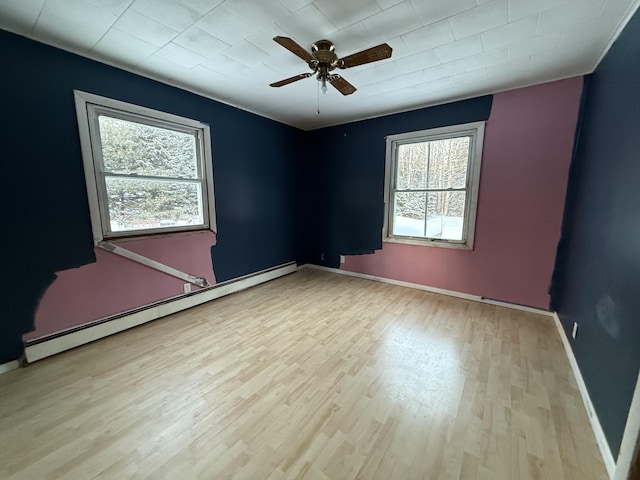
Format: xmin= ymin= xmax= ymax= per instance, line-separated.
xmin=270 ymin=36 xmax=393 ymax=96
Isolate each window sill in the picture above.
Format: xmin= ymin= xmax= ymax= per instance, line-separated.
xmin=383 ymin=236 xmax=473 ymax=250
xmin=99 ymin=228 xmax=216 ymax=245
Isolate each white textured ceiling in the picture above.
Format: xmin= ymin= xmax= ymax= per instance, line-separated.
xmin=1 ymin=0 xmax=639 ymax=130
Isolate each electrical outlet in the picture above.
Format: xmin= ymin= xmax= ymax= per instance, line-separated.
xmin=183 ymin=283 xmax=191 ymax=294
xmin=320 ymin=252 xmax=325 ymax=261
xmin=340 ymin=255 xmax=345 ymax=264
xmin=572 ymin=322 xmax=578 ymax=339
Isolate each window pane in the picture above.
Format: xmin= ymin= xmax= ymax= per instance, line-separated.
xmin=396 ymin=143 xmax=428 ymax=190
xmin=392 ymin=192 xmax=426 ymax=236
xmin=105 ymin=177 xmax=203 ymax=232
xmin=427 ymin=137 xmax=470 ymax=189
xmin=425 ymin=191 xmax=466 ymax=240
xmin=99 ymin=116 xmax=198 ymax=179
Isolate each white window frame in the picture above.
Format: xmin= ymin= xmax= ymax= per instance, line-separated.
xmin=74 ymin=90 xmax=216 ymax=245
xmin=383 ymin=121 xmax=485 ymax=250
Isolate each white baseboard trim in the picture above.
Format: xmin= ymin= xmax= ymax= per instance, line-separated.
xmin=24 ymin=262 xmax=297 ymax=364
xmin=0 ymin=360 xmax=20 ymax=375
xmin=613 ymin=370 xmax=640 ymax=480
xmin=552 ymin=313 xmax=615 ymax=478
xmin=306 ymin=264 xmax=553 ymax=316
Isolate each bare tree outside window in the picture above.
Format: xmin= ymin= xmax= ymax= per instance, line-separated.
xmin=385 ymin=122 xmax=484 ymax=249
xmin=74 ymin=90 xmax=216 ymax=243
xmin=98 ymin=116 xmax=204 ymax=232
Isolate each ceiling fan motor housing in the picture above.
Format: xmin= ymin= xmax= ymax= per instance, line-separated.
xmin=310 ymin=40 xmax=340 ymax=71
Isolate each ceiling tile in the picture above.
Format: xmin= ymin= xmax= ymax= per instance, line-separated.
xmin=174 ymin=25 xmax=230 ymax=58
xmin=536 ymin=0 xmax=606 ymax=36
xmin=346 ymin=60 xmax=403 ymax=87
xmin=375 ymin=0 xmax=406 ymax=9
xmin=401 ymin=19 xmax=455 ymax=54
xmin=114 ymin=8 xmax=179 ymax=47
xmin=155 ymin=42 xmax=207 ymax=68
xmin=131 ymin=0 xmax=202 ymax=32
xmin=314 ymin=0 xmax=382 ymax=29
xmin=486 ymin=56 xmax=531 ymax=80
xmin=223 ymin=0 xmax=291 ymax=29
xmin=249 ymin=29 xmax=311 ymax=76
xmin=277 ymin=0 xmax=314 ymax=13
xmin=420 ymin=59 xmax=468 ymax=82
xmin=463 ymin=47 xmax=508 ymax=70
xmin=263 ymin=56 xmax=308 ymax=76
xmin=0 ymin=0 xmax=45 ymax=33
xmin=362 ymin=2 xmax=420 ymax=39
xmin=529 ymin=47 xmax=593 ymax=76
xmin=434 ymin=35 xmax=483 ymax=63
xmin=330 ymin=22 xmax=381 ymax=54
xmin=84 ymin=0 xmax=134 ymax=16
xmin=202 ymin=53 xmax=250 ymax=75
xmin=40 ymin=0 xmax=117 ymax=33
xmin=223 ymin=40 xmax=271 ymax=67
xmin=384 ymin=35 xmax=413 ymax=61
xmin=275 ymin=4 xmax=337 ymax=46
xmin=449 ymin=0 xmax=508 ymax=39
xmin=569 ymin=12 xmax=626 ymax=54
xmin=480 ymin=15 xmax=538 ymax=50
xmin=188 ymin=64 xmax=232 ymax=86
xmin=197 ymin=7 xmax=257 ymax=45
xmin=604 ymin=0 xmax=640 ymax=17
xmin=137 ymin=54 xmax=189 ymax=82
xmin=409 ymin=0 xmax=476 ymax=25
xmin=395 ymin=49 xmax=440 ymax=73
xmin=1 ymin=0 xmax=636 ymax=130
xmin=449 ymin=68 xmax=488 ymax=85
xmin=557 ymin=18 xmax=602 ymax=55
xmin=175 ymin=0 xmax=224 ymax=15
xmin=394 ymin=69 xmax=443 ymax=89
xmin=243 ymin=62 xmax=288 ymax=82
xmin=508 ymin=31 xmax=562 ymax=60
xmin=35 ymin=0 xmax=117 ymax=50
xmin=509 ymin=0 xmax=573 ymax=22
xmin=91 ymin=28 xmax=157 ymax=66
xmin=353 ymin=73 xmax=424 ymax=96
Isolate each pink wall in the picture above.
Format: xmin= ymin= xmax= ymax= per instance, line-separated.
xmin=28 ymin=78 xmax=582 ymax=342
xmin=342 ymin=77 xmax=584 ymax=310
xmin=27 ymin=231 xmax=216 ymax=340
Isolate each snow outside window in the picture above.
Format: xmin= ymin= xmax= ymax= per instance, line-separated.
xmin=74 ymin=91 xmax=216 ymax=244
xmin=383 ymin=122 xmax=484 ymax=250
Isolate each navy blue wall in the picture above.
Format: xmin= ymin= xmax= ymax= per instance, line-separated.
xmin=302 ymin=97 xmax=493 ymax=268
xmin=551 ymin=10 xmax=640 ymax=457
xmin=0 ymin=30 xmax=300 ymax=363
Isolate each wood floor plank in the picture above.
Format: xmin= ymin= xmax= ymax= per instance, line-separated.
xmin=0 ymin=269 xmax=607 ymax=479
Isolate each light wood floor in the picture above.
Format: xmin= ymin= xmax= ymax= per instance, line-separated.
xmin=0 ymin=269 xmax=607 ymax=479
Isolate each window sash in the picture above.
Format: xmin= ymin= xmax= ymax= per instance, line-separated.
xmin=74 ymin=90 xmax=216 ymax=244
xmin=88 ymin=107 xmax=210 ymax=238
xmin=383 ymin=122 xmax=484 ymax=249
xmin=393 ymin=188 xmax=467 ymax=193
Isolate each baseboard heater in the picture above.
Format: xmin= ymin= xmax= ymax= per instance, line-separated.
xmin=24 ymin=261 xmax=298 ymax=363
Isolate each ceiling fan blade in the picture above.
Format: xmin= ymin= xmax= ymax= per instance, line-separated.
xmin=270 ymin=73 xmax=313 ymax=88
xmin=273 ymin=36 xmax=314 ymax=63
xmin=328 ymin=75 xmax=357 ymax=95
xmin=338 ymin=43 xmax=392 ymax=69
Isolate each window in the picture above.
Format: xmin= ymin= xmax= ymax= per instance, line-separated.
xmin=383 ymin=121 xmax=484 ymax=249
xmin=74 ymin=91 xmax=216 ymax=244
